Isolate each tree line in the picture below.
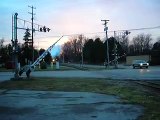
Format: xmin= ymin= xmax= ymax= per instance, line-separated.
xmin=0 ymin=29 xmax=52 ymax=68
xmin=61 ymin=34 xmax=160 ymax=65
xmin=0 ymin=31 xmax=160 ymax=67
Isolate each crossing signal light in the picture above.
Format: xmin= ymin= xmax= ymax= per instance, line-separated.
xmin=43 ymin=26 xmax=46 ymax=32
xmin=125 ymin=31 xmax=131 ymax=35
xmin=39 ymin=26 xmax=50 ymax=32
xmin=40 ymin=27 xmax=43 ymax=32
xmin=47 ymin=28 xmax=50 ymax=32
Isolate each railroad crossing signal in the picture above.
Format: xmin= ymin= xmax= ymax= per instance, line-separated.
xmin=39 ymin=26 xmax=50 ymax=32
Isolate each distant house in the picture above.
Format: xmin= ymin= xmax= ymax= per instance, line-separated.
xmin=126 ymin=55 xmax=151 ymax=65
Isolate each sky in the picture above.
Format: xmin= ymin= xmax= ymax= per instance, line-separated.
xmin=0 ymin=0 xmax=160 ymax=50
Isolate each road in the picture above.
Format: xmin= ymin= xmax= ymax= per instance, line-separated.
xmin=0 ymin=66 xmax=160 ymax=82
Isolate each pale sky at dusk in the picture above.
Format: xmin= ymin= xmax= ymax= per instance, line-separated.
xmin=0 ymin=0 xmax=160 ymax=49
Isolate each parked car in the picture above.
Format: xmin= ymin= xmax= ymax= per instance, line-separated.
xmin=132 ymin=60 xmax=149 ymax=69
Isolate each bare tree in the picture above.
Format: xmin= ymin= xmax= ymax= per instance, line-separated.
xmin=130 ymin=34 xmax=152 ymax=55
xmin=144 ymin=34 xmax=152 ymax=50
xmin=119 ymin=36 xmax=129 ymax=54
xmin=62 ymin=41 xmax=73 ymax=62
xmin=62 ymin=35 xmax=87 ymax=63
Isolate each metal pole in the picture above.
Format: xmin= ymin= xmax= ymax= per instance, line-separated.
xmin=12 ymin=15 xmax=14 ymax=42
xmin=14 ymin=13 xmax=19 ymax=78
xmin=12 ymin=15 xmax=14 ymax=71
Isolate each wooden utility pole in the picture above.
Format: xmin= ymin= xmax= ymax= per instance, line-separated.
xmin=101 ymin=20 xmax=109 ymax=68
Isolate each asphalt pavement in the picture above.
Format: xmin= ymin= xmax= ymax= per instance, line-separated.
xmin=33 ymin=66 xmax=160 ymax=80
xmin=0 ymin=90 xmax=143 ymax=120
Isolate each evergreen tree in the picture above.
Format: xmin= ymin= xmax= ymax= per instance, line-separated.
xmin=23 ymin=28 xmax=31 ymax=47
xmin=19 ymin=28 xmax=32 ymax=65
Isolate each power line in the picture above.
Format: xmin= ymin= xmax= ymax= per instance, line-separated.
xmin=17 ymin=17 xmax=44 ymax=28
xmin=113 ymin=26 xmax=160 ymax=32
xmin=35 ymin=32 xmax=106 ymax=39
xmin=34 ymin=25 xmax=160 ymax=39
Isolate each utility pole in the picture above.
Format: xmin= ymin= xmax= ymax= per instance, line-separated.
xmin=101 ymin=19 xmax=109 ymax=68
xmin=28 ymin=5 xmax=36 ymax=63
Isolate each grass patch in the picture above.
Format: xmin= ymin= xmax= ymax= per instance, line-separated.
xmin=0 ymin=68 xmax=14 ymax=72
xmin=34 ymin=65 xmax=76 ymax=71
xmin=0 ymin=78 xmax=159 ymax=120
xmin=0 ymin=65 xmax=76 ymax=72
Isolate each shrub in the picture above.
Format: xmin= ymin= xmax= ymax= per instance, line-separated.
xmin=40 ymin=61 xmax=47 ymax=69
